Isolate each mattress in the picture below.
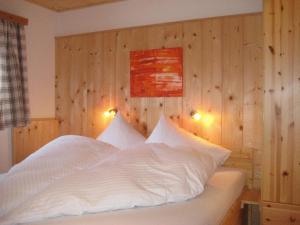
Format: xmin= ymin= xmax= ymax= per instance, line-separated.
xmin=25 ymin=168 xmax=245 ymax=225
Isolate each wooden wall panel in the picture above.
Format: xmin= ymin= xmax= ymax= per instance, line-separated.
xmin=182 ymin=21 xmax=203 ymax=138
xmin=263 ymin=0 xmax=300 ymax=205
xmin=56 ymin=13 xmax=263 ymax=189
xmin=13 ymin=118 xmax=59 ymax=164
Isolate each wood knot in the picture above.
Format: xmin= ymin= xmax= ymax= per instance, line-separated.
xmin=193 ymin=33 xmax=197 ymax=37
xmin=282 ymin=171 xmax=289 ymax=176
xmin=169 ymin=115 xmax=174 ymax=119
xmin=290 ymin=216 xmax=296 ymax=223
xmin=229 ymin=95 xmax=234 ymax=100
xmin=239 ymin=125 xmax=243 ymax=131
xmin=143 ymin=124 xmax=147 ymax=131
xmin=268 ymin=45 xmax=275 ymax=55
xmin=188 ymin=44 xmax=192 ymax=49
xmin=193 ymin=74 xmax=197 ymax=78
xmin=144 ymin=108 xmax=147 ymax=112
xmin=159 ymin=103 xmax=163 ymax=107
xmin=265 ymin=218 xmax=271 ymax=222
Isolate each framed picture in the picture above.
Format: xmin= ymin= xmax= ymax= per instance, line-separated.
xmin=130 ymin=47 xmax=183 ymax=97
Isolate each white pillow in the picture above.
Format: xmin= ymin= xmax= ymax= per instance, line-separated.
xmin=97 ymin=112 xmax=146 ymax=149
xmin=146 ymin=114 xmax=231 ymax=166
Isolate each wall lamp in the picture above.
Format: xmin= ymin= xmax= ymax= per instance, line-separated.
xmin=191 ymin=110 xmax=214 ymax=126
xmin=190 ymin=111 xmax=202 ymax=121
xmin=103 ymin=108 xmax=118 ymax=118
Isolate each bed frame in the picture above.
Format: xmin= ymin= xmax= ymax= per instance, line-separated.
xmin=221 ymin=189 xmax=260 ymax=225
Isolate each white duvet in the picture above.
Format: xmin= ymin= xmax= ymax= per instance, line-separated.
xmin=0 ymin=135 xmax=216 ymax=225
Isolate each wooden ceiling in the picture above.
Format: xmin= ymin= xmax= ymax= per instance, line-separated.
xmin=26 ymin=0 xmax=123 ymax=12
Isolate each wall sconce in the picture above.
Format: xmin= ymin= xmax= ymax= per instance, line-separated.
xmin=190 ymin=111 xmax=202 ymax=121
xmin=190 ymin=110 xmax=214 ymax=126
xmin=103 ymin=108 xmax=118 ymax=118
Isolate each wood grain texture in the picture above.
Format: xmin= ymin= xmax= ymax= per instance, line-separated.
xmin=55 ymin=13 xmax=263 ymax=189
xmin=263 ymin=0 xmax=300 ymax=205
xmin=26 ymin=0 xmax=122 ymax=12
xmin=262 ymin=202 xmax=300 ymax=225
xmin=13 ymin=118 xmax=59 ymax=164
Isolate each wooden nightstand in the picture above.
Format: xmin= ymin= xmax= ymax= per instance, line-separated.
xmin=262 ymin=202 xmax=300 ymax=225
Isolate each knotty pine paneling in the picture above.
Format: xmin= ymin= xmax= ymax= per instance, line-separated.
xmin=56 ymin=13 xmax=263 ymax=189
xmin=263 ymin=0 xmax=300 ymax=205
xmin=13 ymin=118 xmax=59 ymax=164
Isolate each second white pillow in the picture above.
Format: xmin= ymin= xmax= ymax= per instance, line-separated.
xmin=146 ymin=114 xmax=231 ymax=166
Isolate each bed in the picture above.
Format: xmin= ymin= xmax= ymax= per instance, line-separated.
xmin=2 ymin=113 xmax=247 ymax=225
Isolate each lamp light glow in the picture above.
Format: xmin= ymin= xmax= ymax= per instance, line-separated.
xmin=202 ymin=114 xmax=214 ymax=126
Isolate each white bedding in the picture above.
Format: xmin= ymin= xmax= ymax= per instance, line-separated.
xmin=26 ymin=168 xmax=246 ymax=225
xmin=0 ymin=135 xmax=216 ymax=225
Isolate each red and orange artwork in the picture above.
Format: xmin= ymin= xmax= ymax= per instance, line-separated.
xmin=130 ymin=47 xmax=183 ymax=97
